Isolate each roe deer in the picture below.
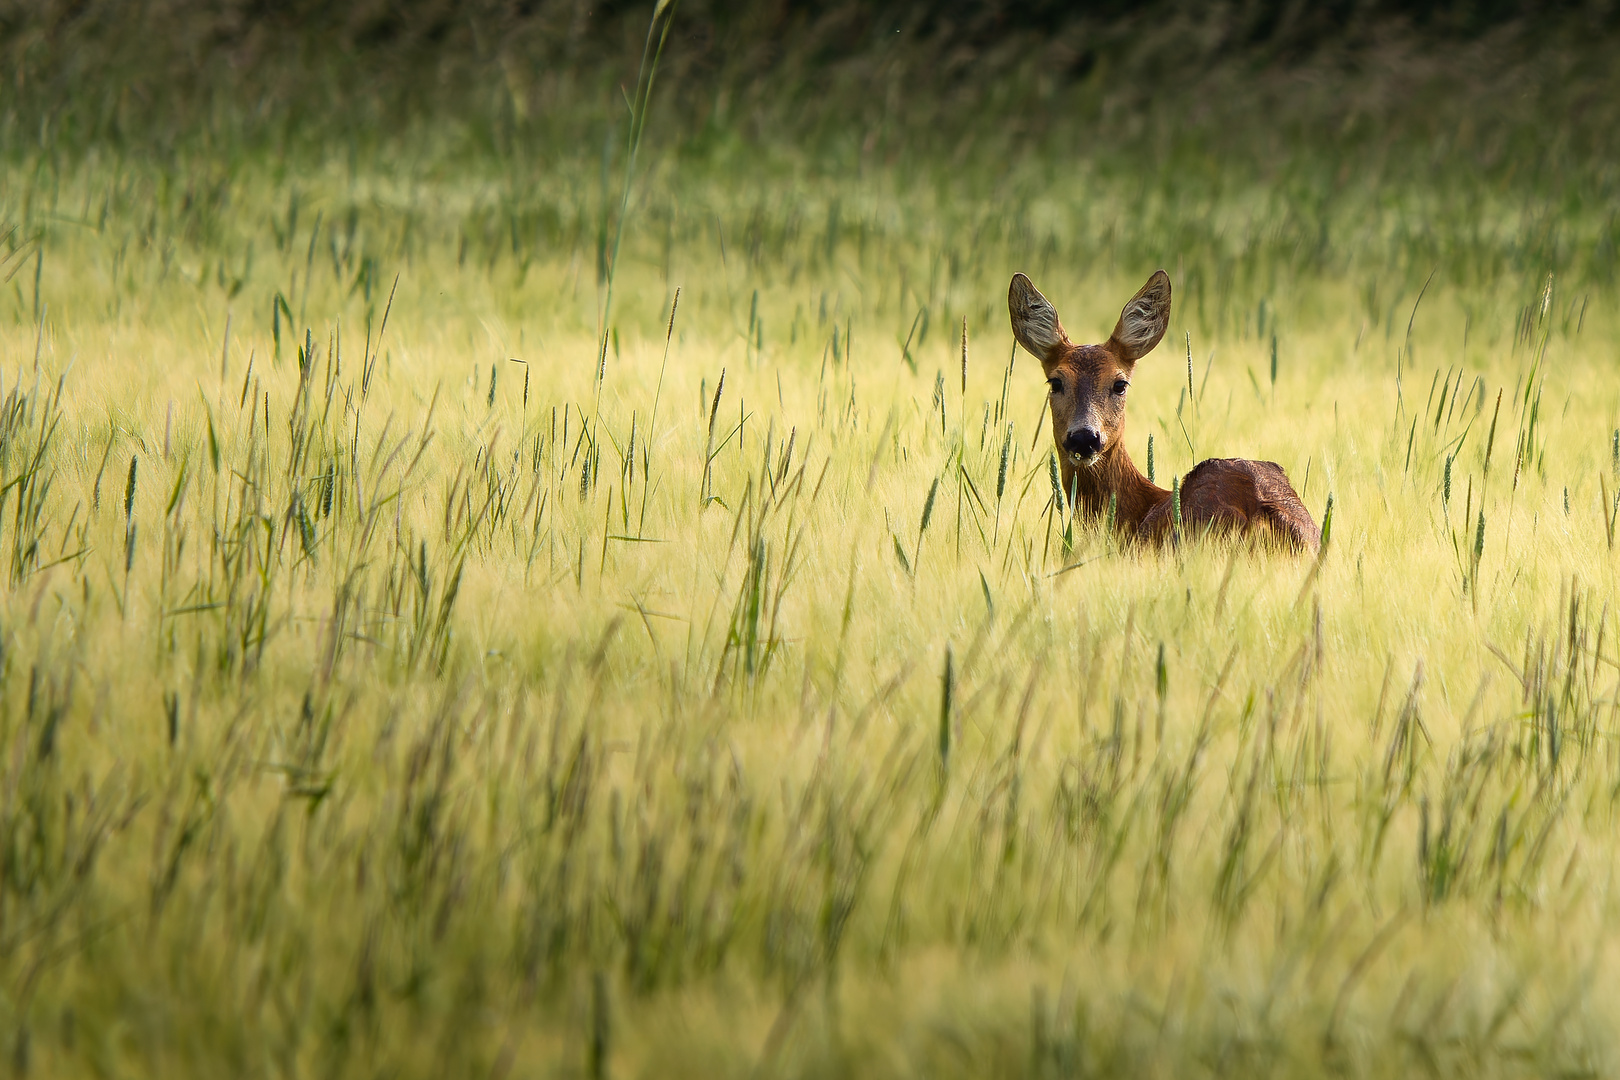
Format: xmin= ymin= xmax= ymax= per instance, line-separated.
xmin=1009 ymin=270 xmax=1320 ymax=553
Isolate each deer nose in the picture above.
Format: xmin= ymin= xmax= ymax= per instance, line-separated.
xmin=1064 ymin=427 xmax=1103 ymax=458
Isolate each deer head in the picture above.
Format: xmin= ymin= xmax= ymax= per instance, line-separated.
xmin=1009 ymin=270 xmax=1172 ymax=469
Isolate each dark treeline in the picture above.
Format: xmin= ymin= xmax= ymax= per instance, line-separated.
xmin=3 ymin=0 xmax=1618 ymax=162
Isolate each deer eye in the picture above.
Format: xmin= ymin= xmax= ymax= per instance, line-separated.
xmin=1111 ymin=379 xmax=1129 ymax=396
xmin=1047 ymin=377 xmax=1064 ymax=395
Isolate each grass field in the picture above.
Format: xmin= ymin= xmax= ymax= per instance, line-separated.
xmin=3 ymin=13 xmax=1620 ymax=1076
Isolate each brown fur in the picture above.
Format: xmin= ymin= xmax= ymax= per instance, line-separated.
xmin=1009 ymin=271 xmax=1319 ymax=555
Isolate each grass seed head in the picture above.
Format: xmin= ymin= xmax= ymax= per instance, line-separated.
xmin=123 ymin=455 xmax=137 ymax=519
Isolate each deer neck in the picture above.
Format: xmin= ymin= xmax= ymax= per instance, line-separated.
xmin=1061 ymin=439 xmax=1167 ymax=533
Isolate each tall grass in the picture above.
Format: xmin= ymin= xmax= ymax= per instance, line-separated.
xmin=1 ymin=23 xmax=1619 ymax=1078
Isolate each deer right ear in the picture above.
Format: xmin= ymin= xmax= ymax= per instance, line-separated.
xmin=1009 ymin=273 xmax=1069 ymax=369
xmin=1108 ymin=270 xmax=1172 ymax=362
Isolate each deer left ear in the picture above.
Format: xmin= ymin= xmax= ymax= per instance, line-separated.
xmin=1108 ymin=270 xmax=1172 ymax=362
xmin=1008 ymin=273 xmax=1070 ymax=369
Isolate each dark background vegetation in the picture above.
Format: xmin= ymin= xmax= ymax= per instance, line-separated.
xmin=4 ymin=0 xmax=1619 ymax=166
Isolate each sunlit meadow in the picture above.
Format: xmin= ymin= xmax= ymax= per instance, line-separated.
xmin=3 ymin=18 xmax=1620 ymax=1076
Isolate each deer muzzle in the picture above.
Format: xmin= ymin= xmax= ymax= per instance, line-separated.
xmin=1063 ymin=425 xmax=1105 ymax=466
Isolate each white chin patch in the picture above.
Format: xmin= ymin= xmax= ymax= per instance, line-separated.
xmin=1070 ymin=452 xmax=1102 ymax=468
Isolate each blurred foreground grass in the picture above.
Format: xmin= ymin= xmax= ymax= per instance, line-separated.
xmin=3 ymin=12 xmax=1620 ymax=1076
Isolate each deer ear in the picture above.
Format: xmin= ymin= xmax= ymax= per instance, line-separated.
xmin=1108 ymin=270 xmax=1172 ymax=362
xmin=1008 ymin=273 xmax=1070 ymax=369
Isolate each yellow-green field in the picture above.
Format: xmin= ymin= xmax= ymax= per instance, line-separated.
xmin=4 ymin=42 xmax=1620 ymax=1076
